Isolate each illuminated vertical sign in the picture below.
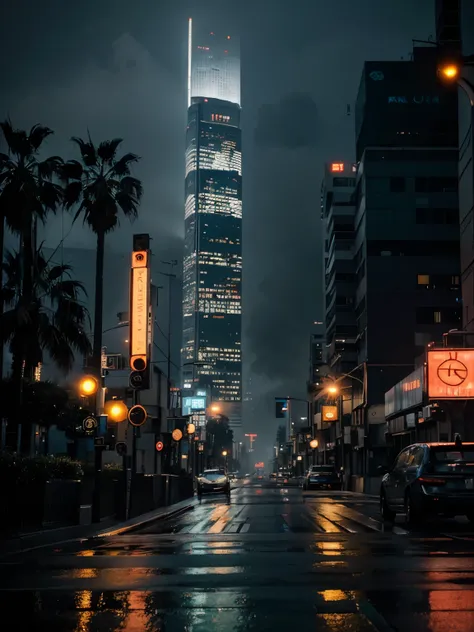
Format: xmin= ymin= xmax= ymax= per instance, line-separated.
xmin=130 ymin=250 xmax=150 ymax=369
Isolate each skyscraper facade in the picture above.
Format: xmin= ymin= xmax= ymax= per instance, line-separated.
xmin=182 ymin=19 xmax=242 ymax=428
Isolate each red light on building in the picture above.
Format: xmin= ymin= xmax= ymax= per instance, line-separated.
xmin=331 ymin=163 xmax=344 ymax=172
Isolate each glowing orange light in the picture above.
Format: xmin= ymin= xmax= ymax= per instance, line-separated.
xmin=439 ymin=64 xmax=459 ymax=80
xmin=172 ymin=429 xmax=183 ymax=441
xmin=427 ymin=349 xmax=474 ymax=399
xmin=104 ymin=400 xmax=128 ymax=422
xmin=331 ymin=163 xmax=344 ymax=172
xmin=310 ymin=439 xmax=319 ymax=449
xmin=79 ymin=376 xmax=98 ymax=396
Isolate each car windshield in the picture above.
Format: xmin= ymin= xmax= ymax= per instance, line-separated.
xmin=202 ymin=471 xmax=225 ymax=480
xmin=430 ymin=448 xmax=474 ymax=474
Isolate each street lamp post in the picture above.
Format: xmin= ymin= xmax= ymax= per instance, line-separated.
xmin=159 ymin=260 xmax=178 ymax=411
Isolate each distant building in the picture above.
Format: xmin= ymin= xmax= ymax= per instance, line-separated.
xmin=320 ymin=163 xmax=358 ymax=374
xmin=182 ymin=19 xmax=242 ymax=428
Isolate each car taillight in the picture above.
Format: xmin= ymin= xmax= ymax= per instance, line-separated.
xmin=418 ymin=476 xmax=446 ymax=485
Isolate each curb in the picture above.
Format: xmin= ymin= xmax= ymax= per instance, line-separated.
xmin=96 ymin=503 xmax=195 ymax=537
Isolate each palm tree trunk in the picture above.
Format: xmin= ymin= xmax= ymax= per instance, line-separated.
xmin=92 ymin=230 xmax=105 ymax=395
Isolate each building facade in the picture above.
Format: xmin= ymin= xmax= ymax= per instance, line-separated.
xmin=182 ymin=19 xmax=242 ymax=427
xmin=321 ymin=163 xmax=358 ymax=373
xmin=348 ymin=48 xmax=461 ymax=487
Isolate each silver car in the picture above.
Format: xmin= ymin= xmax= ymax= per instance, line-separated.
xmin=196 ymin=469 xmax=231 ymax=498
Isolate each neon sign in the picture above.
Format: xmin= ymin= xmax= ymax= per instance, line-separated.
xmin=388 ymin=95 xmax=440 ymax=105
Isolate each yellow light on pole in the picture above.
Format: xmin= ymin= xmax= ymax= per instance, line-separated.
xmin=187 ymin=423 xmax=196 ymax=435
xmin=104 ymin=400 xmax=128 ymax=422
xmin=222 ymin=450 xmax=228 ymax=457
xmin=79 ymin=375 xmax=99 ymax=397
xmin=327 ymin=385 xmax=338 ymax=395
xmin=439 ymin=63 xmax=460 ymax=81
xmin=310 ymin=439 xmax=319 ymax=449
xmin=210 ymin=404 xmax=221 ymax=413
xmin=297 ymin=455 xmax=303 ymax=461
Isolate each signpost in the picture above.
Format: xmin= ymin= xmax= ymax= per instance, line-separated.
xmin=83 ymin=416 xmax=97 ymax=435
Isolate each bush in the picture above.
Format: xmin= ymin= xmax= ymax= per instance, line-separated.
xmin=0 ymin=452 xmax=83 ymax=486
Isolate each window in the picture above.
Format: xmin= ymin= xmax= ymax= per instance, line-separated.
xmin=434 ymin=311 xmax=442 ymax=323
xmin=390 ymin=177 xmax=405 ymax=192
xmin=416 ymin=208 xmax=459 ymax=224
xmin=394 ymin=449 xmax=410 ymax=469
xmin=416 ymin=307 xmax=462 ymax=324
xmin=418 ymin=274 xmax=430 ymax=285
xmin=452 ymin=275 xmax=460 ymax=286
xmin=415 ymin=177 xmax=458 ymax=193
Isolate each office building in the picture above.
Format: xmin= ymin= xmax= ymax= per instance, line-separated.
xmin=321 ymin=163 xmax=358 ymax=374
xmin=350 ymin=47 xmax=461 ymax=486
xmin=182 ymin=19 xmax=242 ymax=426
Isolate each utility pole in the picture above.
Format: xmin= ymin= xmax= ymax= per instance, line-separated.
xmin=159 ymin=261 xmax=178 ymax=410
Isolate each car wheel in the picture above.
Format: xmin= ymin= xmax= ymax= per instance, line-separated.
xmin=405 ymin=491 xmax=422 ymax=527
xmin=380 ymin=490 xmax=396 ymax=522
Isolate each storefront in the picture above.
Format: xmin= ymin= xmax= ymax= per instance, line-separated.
xmin=385 ymin=367 xmax=425 ymax=461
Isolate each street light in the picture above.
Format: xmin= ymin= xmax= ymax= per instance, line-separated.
xmin=79 ymin=375 xmax=99 ymax=397
xmin=438 ymin=62 xmax=460 ymax=81
xmin=327 ymin=386 xmax=338 ymax=395
xmin=222 ymin=450 xmax=228 ymax=457
xmin=310 ymin=439 xmax=319 ymax=449
xmin=104 ymin=400 xmax=128 ymax=422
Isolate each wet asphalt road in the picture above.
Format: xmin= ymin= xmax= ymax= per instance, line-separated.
xmin=1 ymin=479 xmax=474 ymax=631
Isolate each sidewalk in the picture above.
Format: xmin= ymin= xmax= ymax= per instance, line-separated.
xmin=0 ymin=496 xmax=197 ymax=558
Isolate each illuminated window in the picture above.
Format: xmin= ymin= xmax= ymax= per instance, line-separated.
xmin=417 ymin=274 xmax=430 ymax=285
xmin=434 ymin=311 xmax=442 ymax=323
xmin=452 ymin=275 xmax=460 ymax=286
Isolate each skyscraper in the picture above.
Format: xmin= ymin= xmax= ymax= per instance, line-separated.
xmin=182 ymin=19 xmax=242 ymax=430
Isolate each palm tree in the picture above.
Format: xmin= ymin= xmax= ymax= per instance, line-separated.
xmin=61 ymin=137 xmax=142 ymax=387
xmin=1 ymin=247 xmax=92 ymax=451
xmin=0 ymin=120 xmax=63 ymax=382
xmin=2 ymin=248 xmax=91 ymax=378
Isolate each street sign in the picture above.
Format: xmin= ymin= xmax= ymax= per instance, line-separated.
xmin=155 ymin=441 xmax=164 ymax=452
xmin=116 ymin=441 xmax=127 ymax=456
xmin=128 ymin=404 xmax=147 ymax=427
xmin=83 ymin=416 xmax=98 ymax=432
xmin=172 ymin=428 xmax=183 ymax=442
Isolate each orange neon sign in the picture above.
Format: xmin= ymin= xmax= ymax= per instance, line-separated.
xmin=331 ymin=163 xmax=344 ymax=172
xmin=427 ymin=349 xmax=474 ymax=399
xmin=130 ymin=250 xmax=150 ymax=369
xmin=322 ymin=405 xmax=338 ymax=421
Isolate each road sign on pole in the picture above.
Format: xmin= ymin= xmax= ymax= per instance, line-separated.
xmin=128 ymin=404 xmax=147 ymax=427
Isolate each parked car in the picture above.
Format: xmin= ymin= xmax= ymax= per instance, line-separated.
xmin=379 ymin=441 xmax=474 ymax=525
xmin=196 ymin=469 xmax=231 ymax=498
xmin=303 ymin=465 xmax=342 ymax=490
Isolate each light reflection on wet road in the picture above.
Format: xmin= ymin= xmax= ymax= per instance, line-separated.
xmin=1 ymin=482 xmax=474 ymax=631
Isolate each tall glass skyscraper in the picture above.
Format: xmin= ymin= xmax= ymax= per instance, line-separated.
xmin=182 ymin=19 xmax=242 ymax=428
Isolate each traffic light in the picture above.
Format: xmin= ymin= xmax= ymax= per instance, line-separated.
xmin=275 ymin=398 xmax=288 ymax=418
xmin=129 ymin=364 xmax=150 ymax=390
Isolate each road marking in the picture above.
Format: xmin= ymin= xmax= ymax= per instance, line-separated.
xmin=239 ymin=523 xmax=250 ymax=533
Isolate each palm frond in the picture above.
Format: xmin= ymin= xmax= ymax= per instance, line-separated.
xmin=71 ymin=137 xmax=98 ymax=168
xmin=0 ymin=119 xmax=30 ymax=157
xmin=28 ymin=124 xmax=54 ymax=151
xmin=97 ymin=139 xmax=123 ymax=164
xmin=37 ymin=156 xmax=63 ymax=179
xmin=111 ymin=152 xmax=140 ymax=176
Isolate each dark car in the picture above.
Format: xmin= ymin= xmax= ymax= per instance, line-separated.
xmin=196 ymin=469 xmax=231 ymax=498
xmin=379 ymin=441 xmax=474 ymax=525
xmin=303 ymin=465 xmax=341 ymax=490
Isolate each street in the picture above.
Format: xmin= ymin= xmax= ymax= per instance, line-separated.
xmin=1 ymin=479 xmax=474 ymax=631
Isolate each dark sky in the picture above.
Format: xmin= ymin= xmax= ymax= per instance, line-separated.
xmin=1 ymin=0 xmax=459 ymax=448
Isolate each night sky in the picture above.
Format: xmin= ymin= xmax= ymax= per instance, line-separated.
xmin=2 ymin=0 xmax=469 ymax=447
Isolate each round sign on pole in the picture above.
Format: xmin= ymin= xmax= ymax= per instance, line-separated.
xmin=172 ymin=428 xmax=183 ymax=442
xmin=155 ymin=441 xmax=164 ymax=452
xmin=83 ymin=416 xmax=98 ymax=432
xmin=128 ymin=404 xmax=147 ymax=427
